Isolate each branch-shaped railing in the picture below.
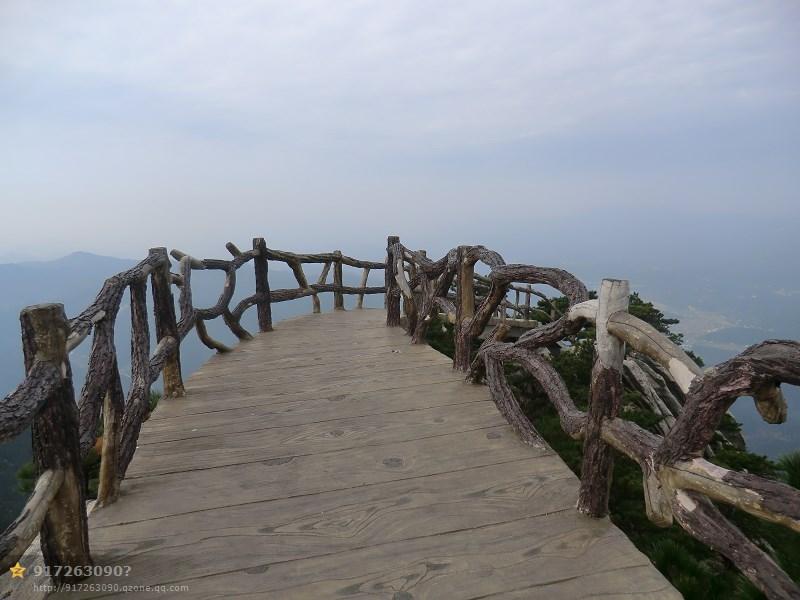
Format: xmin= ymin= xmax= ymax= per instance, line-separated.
xmin=0 ymin=238 xmax=385 ymax=583
xmin=385 ymin=237 xmax=799 ymax=600
xmin=1 ymin=234 xmax=797 ymax=597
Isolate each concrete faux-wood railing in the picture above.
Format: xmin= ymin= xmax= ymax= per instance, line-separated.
xmin=0 ymin=236 xmax=797 ymax=599
xmin=0 ymin=240 xmax=387 ymax=580
xmin=388 ymin=239 xmax=800 ymax=599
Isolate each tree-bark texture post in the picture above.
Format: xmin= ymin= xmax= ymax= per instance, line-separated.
xmin=577 ymin=278 xmax=630 ymax=516
xmin=149 ymin=247 xmax=184 ymax=397
xmin=333 ymin=251 xmax=345 ymax=311
xmin=95 ymin=360 xmax=123 ymax=507
xmin=385 ymin=236 xmax=401 ymax=326
xmin=453 ymin=246 xmax=476 ymax=371
xmin=77 ymin=293 xmax=123 ymax=459
xmin=21 ymin=303 xmax=92 ymax=581
xmin=313 ymin=262 xmax=332 ymax=314
xmin=253 ymin=237 xmax=273 ymax=331
xmin=524 ymin=284 xmax=531 ymax=320
xmin=356 ymin=267 xmax=370 ymax=309
xmin=403 ymin=252 xmax=420 ymax=336
xmin=118 ymin=280 xmax=154 ymax=476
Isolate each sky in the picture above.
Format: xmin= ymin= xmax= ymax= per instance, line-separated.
xmin=0 ymin=1 xmax=798 ymax=268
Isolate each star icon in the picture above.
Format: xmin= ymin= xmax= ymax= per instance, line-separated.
xmin=9 ymin=562 xmax=26 ymax=578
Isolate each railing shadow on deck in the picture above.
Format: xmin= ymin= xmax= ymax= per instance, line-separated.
xmin=0 ymin=235 xmax=798 ymax=599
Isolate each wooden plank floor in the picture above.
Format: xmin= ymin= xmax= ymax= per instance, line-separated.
xmin=61 ymin=309 xmax=678 ymax=599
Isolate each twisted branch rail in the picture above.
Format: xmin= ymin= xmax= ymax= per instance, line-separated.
xmin=0 ymin=238 xmax=385 ymax=583
xmin=387 ymin=236 xmax=799 ymax=599
xmin=2 ymin=233 xmax=797 ymax=596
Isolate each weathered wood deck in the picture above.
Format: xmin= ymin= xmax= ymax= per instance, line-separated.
xmin=65 ymin=309 xmax=677 ymax=599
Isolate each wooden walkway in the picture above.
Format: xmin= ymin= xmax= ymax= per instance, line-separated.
xmin=65 ymin=309 xmax=677 ymax=599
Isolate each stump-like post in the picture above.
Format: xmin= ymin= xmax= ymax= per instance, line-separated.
xmin=453 ymin=245 xmax=475 ymax=371
xmin=401 ymin=254 xmax=414 ymax=318
xmin=149 ymin=248 xmax=184 ymax=397
xmin=21 ymin=304 xmax=92 ymax=582
xmin=385 ymin=236 xmax=401 ymax=326
xmin=95 ymin=360 xmax=123 ymax=507
xmin=333 ymin=251 xmax=345 ymax=311
xmin=577 ymin=278 xmax=629 ymax=517
xmin=313 ymin=262 xmax=332 ymax=314
xmin=404 ymin=250 xmax=424 ymax=336
xmin=253 ymin=237 xmax=273 ymax=331
xmin=524 ymin=284 xmax=531 ymax=320
xmin=356 ymin=267 xmax=370 ymax=309
xmin=456 ymin=247 xmax=475 ymax=317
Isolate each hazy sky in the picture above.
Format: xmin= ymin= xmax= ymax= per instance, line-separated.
xmin=1 ymin=1 xmax=798 ymax=268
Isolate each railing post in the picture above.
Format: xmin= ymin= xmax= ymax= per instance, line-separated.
xmin=453 ymin=245 xmax=475 ymax=371
xmin=20 ymin=303 xmax=92 ymax=581
xmin=404 ymin=250 xmax=424 ymax=336
xmin=333 ymin=250 xmax=345 ymax=311
xmin=149 ymin=248 xmax=184 ymax=397
xmin=401 ymin=257 xmax=411 ymax=319
xmin=456 ymin=246 xmax=475 ymax=317
xmin=356 ymin=267 xmax=370 ymax=309
xmin=313 ymin=262 xmax=332 ymax=314
xmin=577 ymin=278 xmax=629 ymax=517
xmin=385 ymin=236 xmax=401 ymax=326
xmin=524 ymin=284 xmax=531 ymax=320
xmin=96 ymin=359 xmax=123 ymax=507
xmin=253 ymin=237 xmax=273 ymax=331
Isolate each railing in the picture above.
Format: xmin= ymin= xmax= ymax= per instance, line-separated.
xmin=1 ymin=235 xmax=798 ymax=598
xmin=0 ymin=239 xmax=385 ymax=583
xmin=385 ymin=237 xmax=800 ymax=600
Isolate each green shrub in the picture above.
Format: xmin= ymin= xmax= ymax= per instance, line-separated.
xmin=777 ymin=451 xmax=800 ymax=489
